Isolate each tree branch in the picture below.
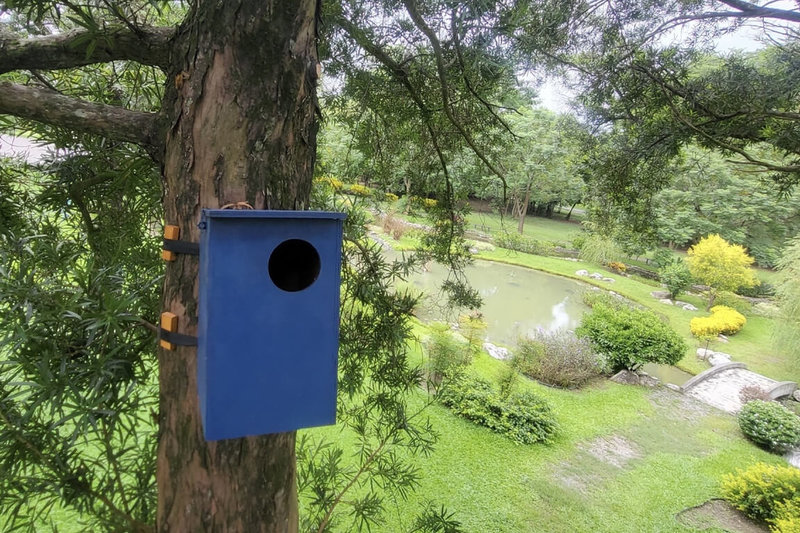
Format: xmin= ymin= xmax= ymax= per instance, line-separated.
xmin=402 ymin=0 xmax=507 ymax=187
xmin=0 ymin=25 xmax=174 ymax=75
xmin=0 ymin=82 xmax=162 ymax=151
xmin=716 ymin=0 xmax=800 ymax=24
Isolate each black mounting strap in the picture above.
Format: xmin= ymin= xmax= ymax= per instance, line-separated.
xmin=162 ymin=239 xmax=199 ymax=256
xmin=159 ymin=328 xmax=198 ymax=346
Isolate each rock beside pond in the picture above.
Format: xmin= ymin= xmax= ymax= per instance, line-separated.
xmin=697 ymin=348 xmax=713 ymax=360
xmin=793 ymin=390 xmax=800 ymax=402
xmin=659 ymin=298 xmax=673 ymax=305
xmin=589 ymin=272 xmax=604 ymax=280
xmin=602 ymin=277 xmax=616 ymax=283
xmin=576 ymin=269 xmax=589 ymax=276
xmin=483 ymin=342 xmax=510 ymax=360
xmin=651 ymin=290 xmax=671 ymax=299
xmin=708 ymin=352 xmax=732 ymax=366
xmin=697 ymin=348 xmax=732 ymax=366
xmin=610 ymin=370 xmax=660 ymax=387
xmin=682 ymin=303 xmax=698 ymax=311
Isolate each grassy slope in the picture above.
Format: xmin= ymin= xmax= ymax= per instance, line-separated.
xmin=305 ymin=333 xmax=779 ymax=532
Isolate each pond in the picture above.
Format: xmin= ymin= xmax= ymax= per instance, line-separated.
xmin=393 ymin=250 xmax=693 ymax=386
xmin=400 ymin=254 xmax=589 ymax=345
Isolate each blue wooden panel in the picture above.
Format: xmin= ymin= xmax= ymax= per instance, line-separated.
xmin=198 ymin=209 xmax=345 ymax=440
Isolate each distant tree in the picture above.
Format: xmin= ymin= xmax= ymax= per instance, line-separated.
xmin=660 ymin=260 xmax=693 ymax=300
xmin=573 ymin=4 xmax=800 ymax=237
xmin=653 ymin=146 xmax=800 ymax=267
xmin=775 ymin=236 xmax=800 ymax=358
xmin=479 ymin=108 xmax=586 ymax=233
xmin=687 ymin=234 xmax=759 ymax=309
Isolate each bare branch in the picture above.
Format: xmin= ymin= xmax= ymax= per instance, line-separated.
xmin=716 ymin=0 xmax=800 ymax=23
xmin=401 ymin=0 xmax=508 ymax=195
xmin=0 ymin=82 xmax=162 ymax=151
xmin=0 ymin=25 xmax=174 ymax=75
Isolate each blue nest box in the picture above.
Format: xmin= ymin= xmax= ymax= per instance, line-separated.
xmin=198 ymin=209 xmax=346 ymax=441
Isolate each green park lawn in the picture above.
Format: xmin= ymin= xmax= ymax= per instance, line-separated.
xmin=300 ymin=210 xmax=795 ymax=532
xmin=305 ymin=326 xmax=780 ymax=532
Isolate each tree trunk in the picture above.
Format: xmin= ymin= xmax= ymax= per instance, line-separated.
xmin=404 ymin=175 xmax=412 ymax=213
xmin=565 ymin=201 xmax=577 ymax=221
xmin=517 ymin=179 xmax=533 ymax=234
xmin=157 ymin=1 xmax=318 ymax=530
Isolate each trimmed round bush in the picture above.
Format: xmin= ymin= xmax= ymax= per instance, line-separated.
xmin=690 ymin=305 xmax=747 ymax=338
xmin=739 ymin=400 xmax=800 ymax=453
xmin=721 ymin=462 xmax=800 ymax=523
xmin=437 ymin=377 xmax=558 ymax=444
xmin=576 ymin=303 xmax=687 ymax=372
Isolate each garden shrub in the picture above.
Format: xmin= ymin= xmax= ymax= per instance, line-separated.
xmin=437 ymin=376 xmax=558 ymax=444
xmin=715 ymin=290 xmax=753 ymax=314
xmin=407 ymin=196 xmax=438 ymax=210
xmin=739 ymin=385 xmax=772 ymax=405
xmin=457 ymin=311 xmax=487 ymax=358
xmin=581 ymin=290 xmax=624 ymax=309
xmin=494 ymin=232 xmax=556 ymax=256
xmin=738 ymin=400 xmax=800 ymax=453
xmin=606 ymin=261 xmax=627 ymax=274
xmin=738 ymin=282 xmax=776 ymax=298
xmin=660 ymin=260 xmax=693 ymax=299
xmin=384 ymin=192 xmax=399 ymax=203
xmin=379 ymin=212 xmax=407 ymax=240
xmin=315 ymin=175 xmax=344 ymax=191
xmin=651 ymin=248 xmax=679 ymax=270
xmin=578 ymin=234 xmax=623 ymax=265
xmin=576 ymin=303 xmax=686 ymax=372
xmin=426 ymin=324 xmax=471 ymax=389
xmin=773 ymin=498 xmax=800 ymax=533
xmin=690 ymin=305 xmax=747 ymax=338
xmin=571 ymin=234 xmax=586 ymax=251
xmin=514 ymin=330 xmax=602 ymax=389
xmin=347 ymin=183 xmax=373 ymax=197
xmin=720 ymin=462 xmax=800 ymax=523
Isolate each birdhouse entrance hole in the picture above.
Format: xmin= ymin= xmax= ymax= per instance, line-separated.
xmin=268 ymin=239 xmax=321 ymax=292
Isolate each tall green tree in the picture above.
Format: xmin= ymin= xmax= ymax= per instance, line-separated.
xmin=0 ymin=0 xmax=600 ymax=530
xmin=653 ymin=146 xmax=800 ymax=266
xmin=481 ymin=108 xmax=585 ymax=233
xmin=775 ymin=236 xmax=800 ymax=359
xmin=575 ymin=2 xmax=800 ymax=225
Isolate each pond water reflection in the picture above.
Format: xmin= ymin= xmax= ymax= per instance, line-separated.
xmin=401 ymin=255 xmax=590 ymax=346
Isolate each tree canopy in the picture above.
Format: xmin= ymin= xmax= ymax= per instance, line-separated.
xmin=2 ymin=0 xmax=800 ymax=531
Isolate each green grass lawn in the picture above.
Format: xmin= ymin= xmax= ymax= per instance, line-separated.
xmin=465 ymin=210 xmax=584 ymax=247
xmin=388 ymin=201 xmax=585 ymax=247
xmin=304 ymin=329 xmax=780 ymax=532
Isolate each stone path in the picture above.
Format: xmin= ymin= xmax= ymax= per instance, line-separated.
xmin=683 ymin=364 xmax=780 ymax=414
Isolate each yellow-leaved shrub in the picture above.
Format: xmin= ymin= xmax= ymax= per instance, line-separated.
xmin=347 ymin=183 xmax=372 ymax=197
xmin=690 ymin=305 xmax=747 ymax=338
xmin=315 ymin=175 xmax=344 ymax=190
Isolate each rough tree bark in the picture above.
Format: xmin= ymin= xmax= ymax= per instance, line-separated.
xmin=0 ymin=0 xmax=318 ymax=528
xmin=156 ymin=1 xmax=318 ymax=530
